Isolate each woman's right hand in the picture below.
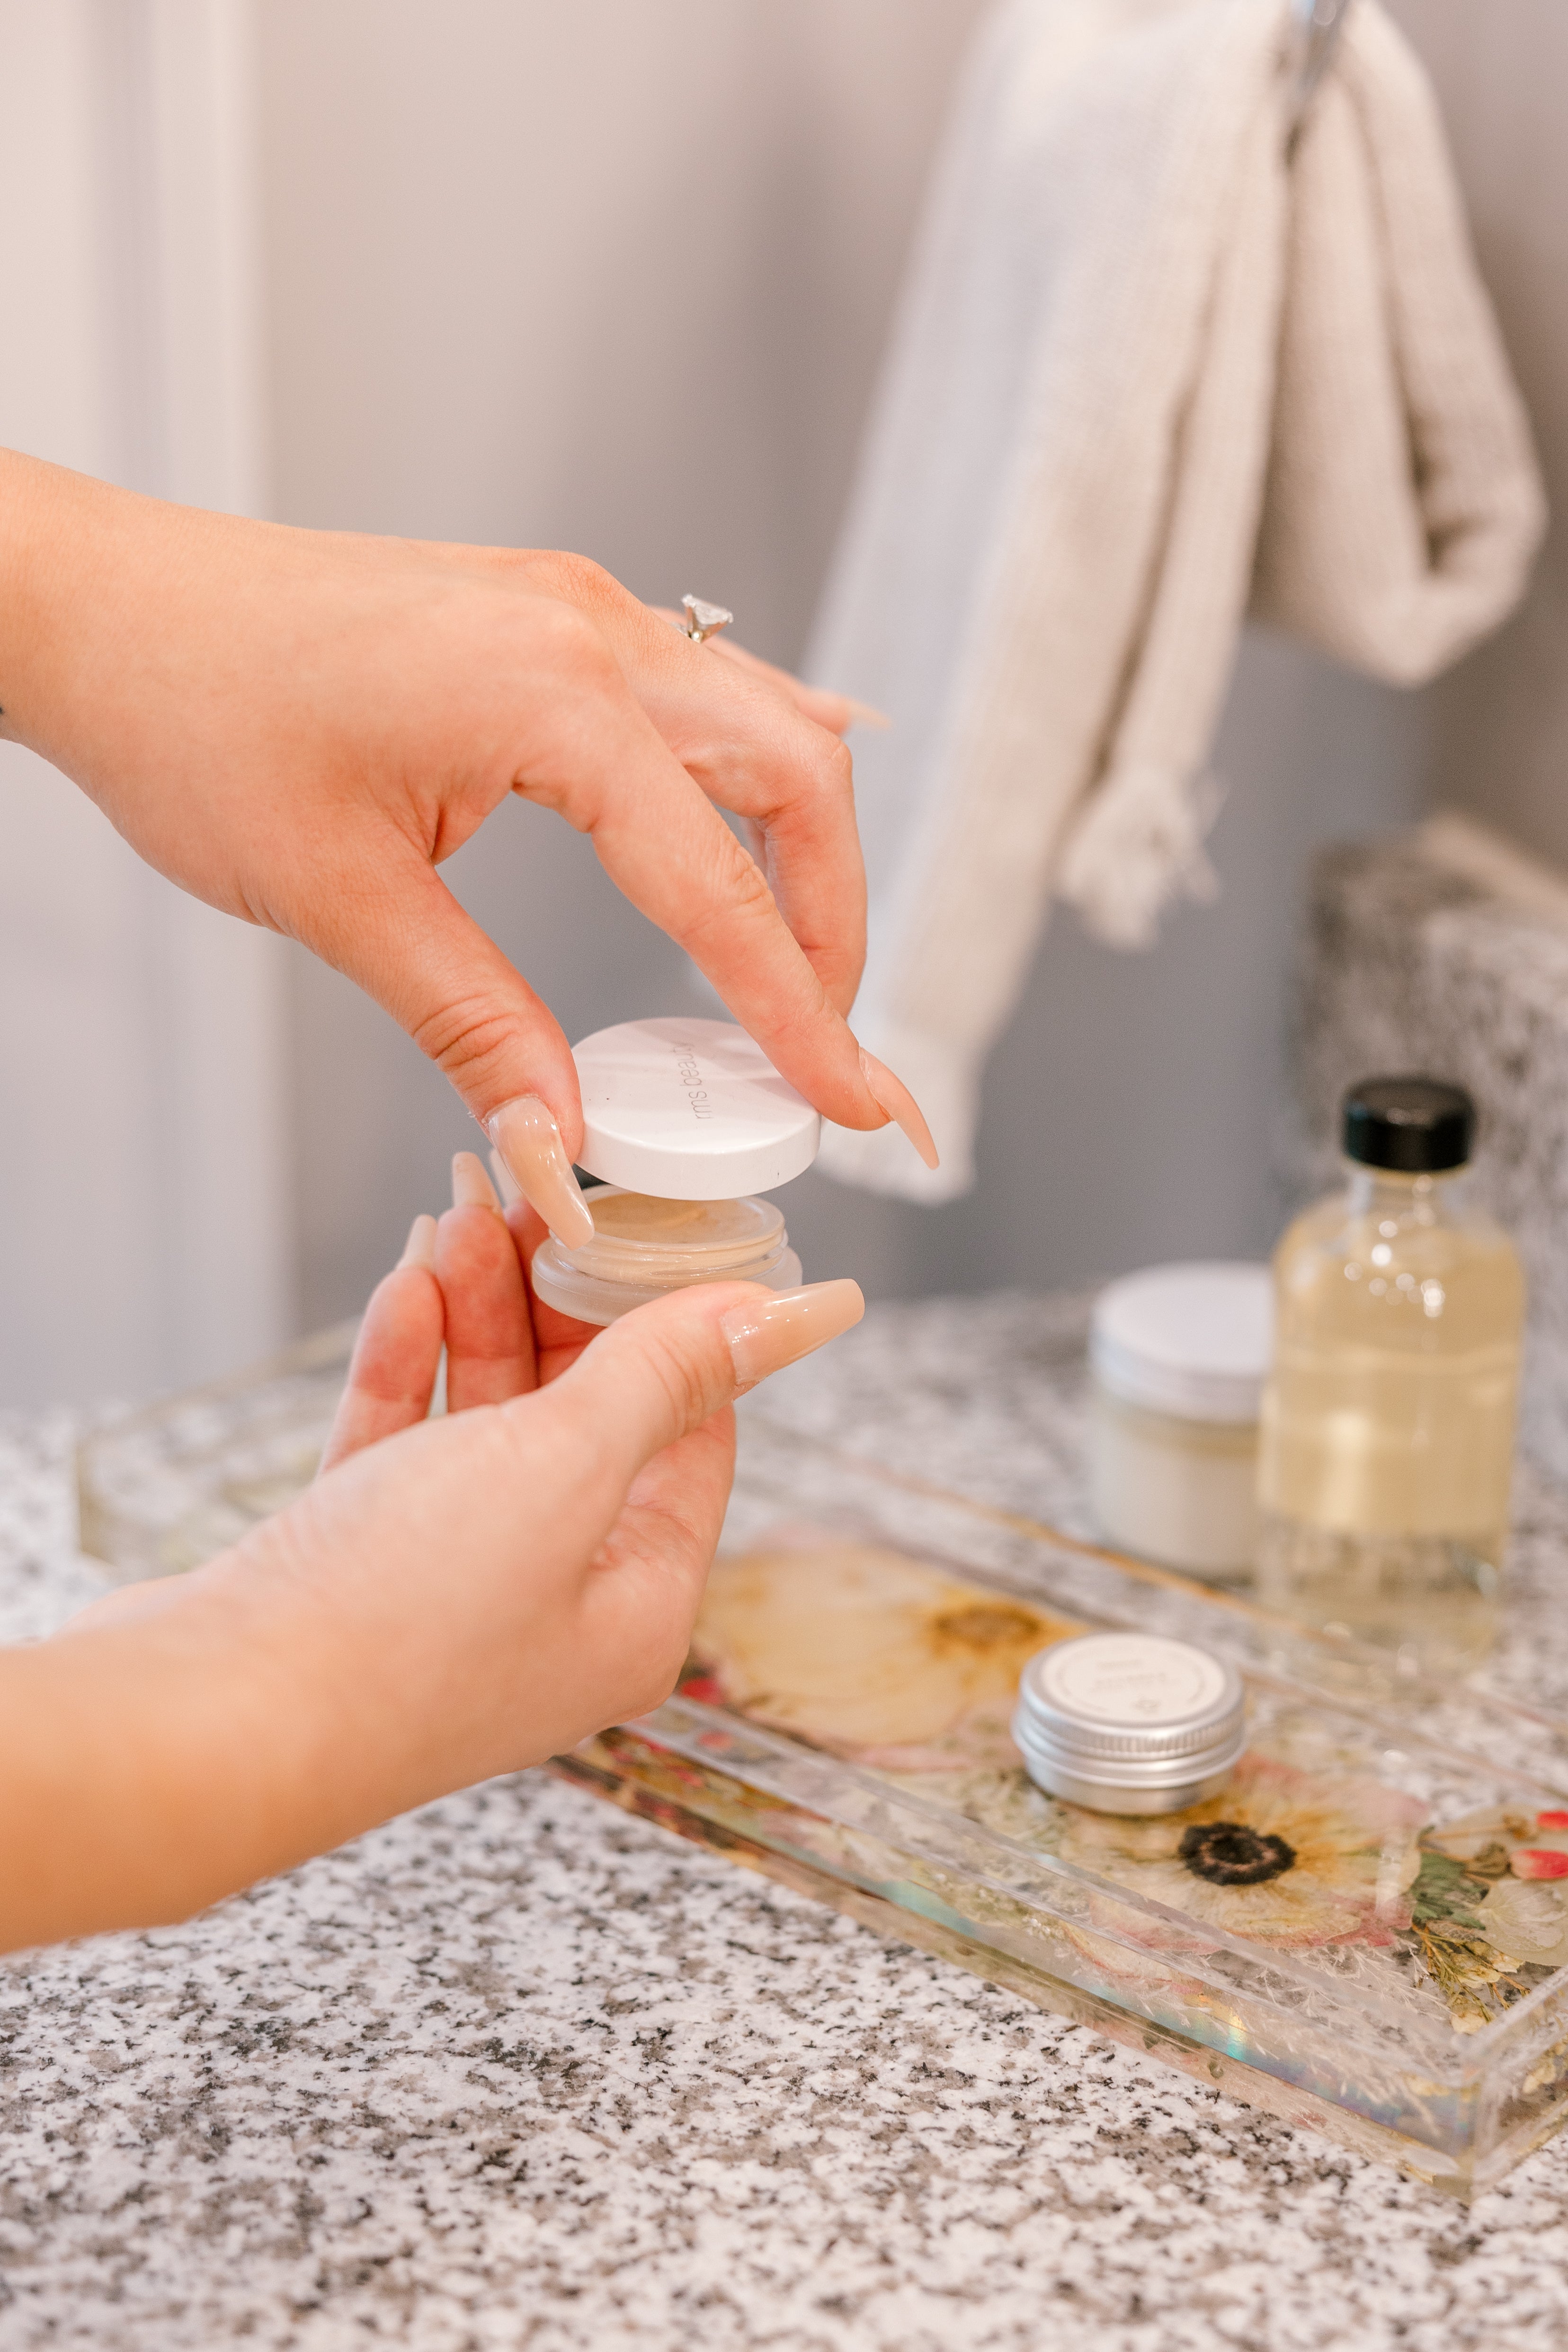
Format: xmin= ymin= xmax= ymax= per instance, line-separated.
xmin=0 ymin=452 xmax=936 ymax=1247
xmin=0 ymin=1158 xmax=863 ymax=1953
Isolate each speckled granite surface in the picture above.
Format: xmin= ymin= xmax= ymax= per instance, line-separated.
xmin=9 ymin=1305 xmax=1568 ymax=2350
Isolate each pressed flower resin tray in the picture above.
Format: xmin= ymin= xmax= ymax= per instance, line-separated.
xmin=561 ymin=1415 xmax=1568 ymax=2198
xmin=72 ymin=1335 xmax=1568 ymax=2194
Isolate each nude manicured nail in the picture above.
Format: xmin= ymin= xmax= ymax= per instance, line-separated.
xmin=452 ymin=1150 xmax=501 ymax=1212
xmin=485 ymin=1096 xmax=595 ymax=1247
xmin=488 ymin=1147 xmax=522 ymax=1207
xmin=721 ymin=1279 xmax=865 ymax=1390
xmin=845 ymin=696 xmax=892 ymax=732
xmin=398 ymin=1212 xmax=437 ymax=1270
xmin=859 ymin=1049 xmax=939 ymax=1170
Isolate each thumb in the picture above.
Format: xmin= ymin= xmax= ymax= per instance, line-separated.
xmin=521 ymin=1275 xmax=866 ymax=1497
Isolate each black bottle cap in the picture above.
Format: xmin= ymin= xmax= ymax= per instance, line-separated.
xmin=1342 ymin=1076 xmax=1475 ymax=1174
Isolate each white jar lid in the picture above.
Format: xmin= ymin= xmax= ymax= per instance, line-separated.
xmin=1090 ymin=1261 xmax=1272 ymax=1425
xmin=572 ymin=1017 xmax=821 ymax=1199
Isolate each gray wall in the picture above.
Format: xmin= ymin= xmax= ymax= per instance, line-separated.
xmin=258 ymin=0 xmax=991 ymax=1321
xmin=0 ymin=1 xmax=290 ymax=1412
xmin=1389 ymin=0 xmax=1568 ymax=873
xmin=258 ymin=0 xmax=1555 ymax=1330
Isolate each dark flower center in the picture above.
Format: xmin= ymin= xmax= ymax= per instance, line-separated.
xmin=1178 ymin=1821 xmax=1297 ymax=1887
xmin=932 ymin=1604 xmax=1041 ymax=1652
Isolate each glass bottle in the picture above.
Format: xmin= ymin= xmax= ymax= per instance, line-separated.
xmin=1256 ymin=1078 xmax=1524 ymax=1678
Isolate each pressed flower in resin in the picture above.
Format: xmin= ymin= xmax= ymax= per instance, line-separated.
xmin=1056 ymin=1756 xmax=1422 ymax=1950
xmin=1403 ymin=1808 xmax=1568 ymax=2028
xmin=1479 ymin=1876 xmax=1568 ymax=1968
xmin=688 ymin=1543 xmax=1074 ymax=1766
xmin=1511 ymin=1849 xmax=1568 ymax=1881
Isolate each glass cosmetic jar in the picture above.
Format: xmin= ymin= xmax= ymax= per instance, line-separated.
xmin=1089 ymin=1262 xmax=1272 ymax=1581
xmin=530 ymin=1015 xmax=820 ymax=1327
xmin=1012 ymin=1631 xmax=1246 ymax=1814
xmin=532 ymin=1187 xmax=803 ymax=1326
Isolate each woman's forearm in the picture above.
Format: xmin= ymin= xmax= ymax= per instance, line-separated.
xmin=0 ymin=1606 xmax=313 ymax=1949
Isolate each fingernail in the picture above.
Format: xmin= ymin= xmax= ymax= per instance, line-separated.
xmin=398 ymin=1212 xmax=437 ymax=1270
xmin=858 ymin=1049 xmax=939 ymax=1170
xmin=452 ymin=1150 xmax=502 ymax=1212
xmin=845 ymin=696 xmax=891 ymax=732
xmin=720 ymin=1279 xmax=864 ymax=1390
xmin=488 ymin=1147 xmax=522 ymax=1207
xmin=485 ymin=1096 xmax=595 ymax=1247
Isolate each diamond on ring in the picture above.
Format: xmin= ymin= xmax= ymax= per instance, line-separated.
xmin=681 ymin=595 xmax=734 ymax=644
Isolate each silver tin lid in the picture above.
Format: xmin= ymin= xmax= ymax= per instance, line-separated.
xmin=1012 ymin=1632 xmax=1246 ymax=1815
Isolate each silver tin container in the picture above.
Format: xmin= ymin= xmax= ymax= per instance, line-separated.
xmin=1012 ymin=1631 xmax=1246 ymax=1815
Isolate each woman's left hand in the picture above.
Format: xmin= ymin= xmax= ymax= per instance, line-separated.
xmin=0 ymin=1154 xmax=862 ymax=1953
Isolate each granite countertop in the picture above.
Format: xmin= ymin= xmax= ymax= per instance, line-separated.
xmin=6 ymin=1295 xmax=1568 ymax=2351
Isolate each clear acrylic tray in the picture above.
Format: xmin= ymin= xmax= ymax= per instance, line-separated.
xmin=76 ymin=1330 xmax=1568 ymax=2196
xmin=76 ymin=1321 xmax=360 ymax=1579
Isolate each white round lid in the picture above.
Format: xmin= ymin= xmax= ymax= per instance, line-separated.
xmin=572 ymin=1017 xmax=821 ymax=1200
xmin=1028 ymin=1633 xmax=1235 ymax=1740
xmin=1090 ymin=1261 xmax=1273 ymax=1424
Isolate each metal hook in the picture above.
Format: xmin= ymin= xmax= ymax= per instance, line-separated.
xmin=1284 ymin=0 xmax=1354 ymax=152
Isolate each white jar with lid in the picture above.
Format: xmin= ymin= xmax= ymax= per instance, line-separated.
xmin=529 ymin=1016 xmax=819 ymax=1325
xmin=1088 ymin=1262 xmax=1272 ymax=1582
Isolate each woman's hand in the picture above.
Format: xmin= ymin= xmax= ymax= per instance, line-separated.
xmin=0 ymin=451 xmax=935 ymax=1244
xmin=0 ymin=1155 xmax=863 ymax=1953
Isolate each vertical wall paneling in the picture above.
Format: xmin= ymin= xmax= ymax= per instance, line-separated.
xmin=0 ymin=0 xmax=292 ymax=1408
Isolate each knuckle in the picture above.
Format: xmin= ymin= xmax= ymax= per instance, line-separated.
xmin=644 ymin=1327 xmax=720 ymax=1439
xmin=529 ymin=549 xmax=618 ymax=611
xmin=409 ymin=993 xmax=519 ymax=1097
xmin=679 ymin=846 xmax=779 ymax=952
xmin=719 ymin=837 xmax=780 ymax=917
xmin=818 ymin=733 xmax=855 ymax=801
xmin=725 ymin=845 xmax=780 ymax=919
xmin=527 ymin=594 xmax=613 ymax=678
xmin=774 ymin=730 xmax=854 ymax=824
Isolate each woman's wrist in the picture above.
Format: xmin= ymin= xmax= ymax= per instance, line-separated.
xmin=0 ymin=448 xmax=82 ymax=750
xmin=0 ymin=1589 xmax=310 ymax=1948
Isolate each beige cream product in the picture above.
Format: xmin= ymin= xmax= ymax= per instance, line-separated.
xmin=1089 ymin=1263 xmax=1272 ymax=1580
xmin=1257 ymin=1077 xmax=1525 ymax=1677
xmin=531 ymin=1186 xmax=802 ymax=1324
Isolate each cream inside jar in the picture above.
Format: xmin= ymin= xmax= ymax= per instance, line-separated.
xmin=531 ymin=1186 xmax=803 ymax=1326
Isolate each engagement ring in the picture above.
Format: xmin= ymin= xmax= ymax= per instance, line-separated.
xmin=680 ymin=595 xmax=733 ymax=645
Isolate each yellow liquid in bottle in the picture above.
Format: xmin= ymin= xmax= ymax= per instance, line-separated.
xmin=1256 ymin=1167 xmax=1524 ymax=1677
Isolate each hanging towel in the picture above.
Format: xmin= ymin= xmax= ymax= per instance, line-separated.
xmin=811 ymin=0 xmax=1545 ymax=1203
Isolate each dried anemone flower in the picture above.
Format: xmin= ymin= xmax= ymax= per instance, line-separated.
xmin=689 ymin=1542 xmax=1073 ymax=1764
xmin=1057 ymin=1756 xmax=1424 ymax=1951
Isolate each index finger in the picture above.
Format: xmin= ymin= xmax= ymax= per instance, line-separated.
xmin=593 ymin=598 xmax=870 ymax=1022
xmin=507 ymin=636 xmax=900 ymax=1136
xmin=411 ymin=549 xmax=871 ymax=1018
